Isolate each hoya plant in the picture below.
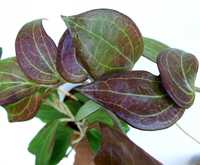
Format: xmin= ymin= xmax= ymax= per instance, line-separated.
xmin=0 ymin=9 xmax=199 ymax=165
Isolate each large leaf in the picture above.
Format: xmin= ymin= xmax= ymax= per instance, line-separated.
xmin=143 ymin=37 xmax=169 ymax=62
xmin=157 ymin=48 xmax=199 ymax=108
xmin=15 ymin=19 xmax=60 ymax=84
xmin=5 ymin=93 xmax=41 ymax=122
xmin=29 ymin=121 xmax=72 ymax=165
xmin=94 ymin=124 xmax=162 ymax=165
xmin=62 ymin=9 xmax=143 ymax=79
xmin=0 ymin=57 xmax=36 ymax=105
xmin=76 ymin=71 xmax=184 ymax=130
xmin=57 ymin=29 xmax=87 ymax=83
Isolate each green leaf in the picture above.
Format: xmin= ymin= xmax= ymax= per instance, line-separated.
xmin=0 ymin=57 xmax=36 ymax=105
xmin=73 ymin=92 xmax=89 ymax=103
xmin=143 ymin=37 xmax=169 ymax=62
xmin=29 ymin=121 xmax=72 ymax=165
xmin=75 ymin=100 xmax=101 ymax=121
xmin=36 ymin=103 xmax=66 ymax=123
xmin=86 ymin=128 xmax=102 ymax=153
xmin=15 ymin=19 xmax=60 ymax=84
xmin=157 ymin=48 xmax=199 ymax=108
xmin=64 ymin=98 xmax=83 ymax=115
xmin=86 ymin=109 xmax=114 ymax=127
xmin=76 ymin=71 xmax=185 ymax=131
xmin=62 ymin=9 xmax=143 ymax=79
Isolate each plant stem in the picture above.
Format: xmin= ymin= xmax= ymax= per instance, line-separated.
xmin=195 ymin=86 xmax=200 ymax=93
xmin=176 ymin=123 xmax=200 ymax=145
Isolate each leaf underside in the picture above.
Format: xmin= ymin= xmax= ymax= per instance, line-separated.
xmin=15 ymin=19 xmax=60 ymax=84
xmin=76 ymin=71 xmax=184 ymax=131
xmin=62 ymin=9 xmax=144 ymax=79
xmin=57 ymin=29 xmax=87 ymax=83
xmin=94 ymin=124 xmax=162 ymax=165
xmin=157 ymin=48 xmax=199 ymax=108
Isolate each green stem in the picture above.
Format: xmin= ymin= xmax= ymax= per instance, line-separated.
xmin=195 ymin=86 xmax=200 ymax=93
xmin=176 ymin=123 xmax=200 ymax=145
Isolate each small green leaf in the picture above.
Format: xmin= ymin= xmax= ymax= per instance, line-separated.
xmin=62 ymin=9 xmax=143 ymax=79
xmin=29 ymin=120 xmax=72 ymax=165
xmin=143 ymin=37 xmax=169 ymax=62
xmin=75 ymin=100 xmax=101 ymax=121
xmin=64 ymin=98 xmax=83 ymax=115
xmin=86 ymin=109 xmax=114 ymax=127
xmin=73 ymin=92 xmax=89 ymax=103
xmin=36 ymin=104 xmax=65 ymax=123
xmin=86 ymin=128 xmax=102 ymax=153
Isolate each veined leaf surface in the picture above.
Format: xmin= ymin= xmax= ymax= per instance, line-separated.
xmin=94 ymin=124 xmax=162 ymax=165
xmin=57 ymin=29 xmax=87 ymax=83
xmin=0 ymin=58 xmax=36 ymax=105
xmin=5 ymin=93 xmax=41 ymax=122
xmin=157 ymin=48 xmax=199 ymax=108
xmin=76 ymin=71 xmax=184 ymax=130
xmin=15 ymin=19 xmax=60 ymax=84
xmin=62 ymin=9 xmax=143 ymax=79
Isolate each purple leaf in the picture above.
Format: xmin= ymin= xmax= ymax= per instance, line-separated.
xmin=0 ymin=58 xmax=36 ymax=105
xmin=15 ymin=19 xmax=60 ymax=84
xmin=94 ymin=124 xmax=162 ymax=165
xmin=5 ymin=93 xmax=41 ymax=122
xmin=57 ymin=29 xmax=87 ymax=83
xmin=157 ymin=48 xmax=199 ymax=108
xmin=62 ymin=9 xmax=144 ymax=79
xmin=76 ymin=71 xmax=184 ymax=131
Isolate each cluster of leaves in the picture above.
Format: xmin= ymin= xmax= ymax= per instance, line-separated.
xmin=0 ymin=9 xmax=199 ymax=165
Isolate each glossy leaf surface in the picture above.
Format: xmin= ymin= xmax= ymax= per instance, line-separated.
xmin=15 ymin=19 xmax=60 ymax=84
xmin=77 ymin=71 xmax=184 ymax=130
xmin=143 ymin=37 xmax=169 ymax=62
xmin=57 ymin=29 xmax=87 ymax=83
xmin=62 ymin=9 xmax=143 ymax=79
xmin=157 ymin=48 xmax=199 ymax=108
xmin=94 ymin=124 xmax=162 ymax=165
xmin=0 ymin=58 xmax=36 ymax=105
xmin=5 ymin=93 xmax=41 ymax=122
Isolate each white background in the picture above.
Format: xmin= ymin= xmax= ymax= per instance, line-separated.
xmin=0 ymin=0 xmax=200 ymax=164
